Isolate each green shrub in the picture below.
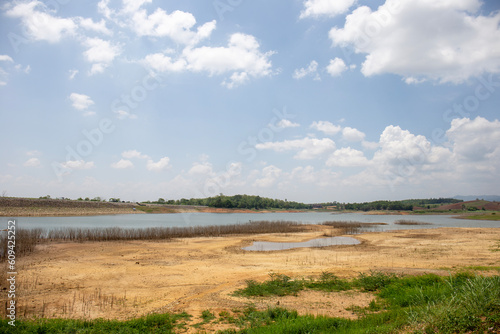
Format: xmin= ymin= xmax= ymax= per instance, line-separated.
xmin=407 ymin=275 xmax=500 ymax=333
xmin=379 ymin=274 xmax=447 ymax=308
xmin=0 ymin=312 xmax=190 ymax=333
xmin=354 ymin=271 xmax=398 ymax=291
xmin=305 ymin=272 xmax=352 ymax=292
xmin=235 ymin=273 xmax=304 ymax=297
xmin=201 ymin=309 xmax=215 ymax=322
xmin=232 ymin=273 xmax=500 ymax=334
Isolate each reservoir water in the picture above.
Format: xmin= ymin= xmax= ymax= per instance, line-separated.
xmin=243 ymin=236 xmax=361 ymax=251
xmin=6 ymin=212 xmax=499 ymax=231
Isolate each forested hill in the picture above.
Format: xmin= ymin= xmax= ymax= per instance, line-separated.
xmin=343 ymin=198 xmax=463 ymax=211
xmin=144 ymin=195 xmax=311 ymax=210
xmin=144 ymin=196 xmax=465 ymax=211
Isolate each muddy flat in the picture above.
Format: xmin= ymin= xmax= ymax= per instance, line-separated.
xmin=7 ymin=227 xmax=500 ymax=331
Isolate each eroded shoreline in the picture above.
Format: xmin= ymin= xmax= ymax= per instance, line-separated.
xmin=2 ymin=226 xmax=499 ymax=333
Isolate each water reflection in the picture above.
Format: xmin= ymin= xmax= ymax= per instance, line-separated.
xmin=242 ymin=236 xmax=360 ymax=251
xmin=15 ymin=212 xmax=499 ymax=231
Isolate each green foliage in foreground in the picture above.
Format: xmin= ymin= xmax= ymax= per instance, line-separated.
xmin=232 ymin=272 xmax=500 ymax=333
xmin=3 ymin=273 xmax=499 ymax=334
xmin=233 ymin=270 xmax=398 ymax=297
xmin=235 ymin=273 xmax=306 ymax=297
xmin=0 ymin=312 xmax=190 ymax=334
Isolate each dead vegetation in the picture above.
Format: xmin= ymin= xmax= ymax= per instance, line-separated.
xmin=321 ymin=221 xmax=387 ymax=235
xmin=394 ymin=219 xmax=433 ymax=225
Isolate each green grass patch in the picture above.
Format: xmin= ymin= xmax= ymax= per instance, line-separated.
xmin=458 ymin=212 xmax=500 ymax=220
xmin=234 ymin=273 xmax=305 ymax=297
xmin=192 ymin=309 xmax=217 ymax=328
xmin=229 ymin=272 xmax=500 ymax=333
xmin=234 ymin=271 xmax=400 ymax=298
xmin=491 ymin=241 xmax=500 ymax=252
xmin=304 ymin=272 xmax=353 ymax=292
xmin=201 ymin=310 xmax=216 ymax=322
xmin=461 ymin=265 xmax=500 ymax=271
xmin=0 ymin=312 xmax=191 ymax=333
xmin=3 ymin=272 xmax=499 ymax=334
xmin=352 ymin=271 xmax=399 ymax=292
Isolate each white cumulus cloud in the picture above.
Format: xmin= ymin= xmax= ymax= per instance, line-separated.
xmin=253 ymin=165 xmax=282 ymax=188
xmin=0 ymin=55 xmax=14 ymax=62
xmin=146 ymin=157 xmax=170 ymax=171
xmin=83 ymin=37 xmax=121 ymax=75
xmin=122 ymin=150 xmax=150 ymax=160
xmin=142 ymin=53 xmax=187 ymax=73
xmin=131 ymin=8 xmax=216 ymax=45
xmin=188 ymin=161 xmax=214 ymax=176
xmin=69 ymin=93 xmax=94 ymax=113
xmin=61 ymin=160 xmax=95 ymax=170
xmin=326 ymin=147 xmax=369 ymax=167
xmin=184 ymin=33 xmax=274 ymax=87
xmin=342 ymin=127 xmax=366 ymax=142
xmin=374 ymin=125 xmax=434 ymax=166
xmin=5 ymin=1 xmax=77 ymax=43
xmin=293 ymin=60 xmax=320 ymax=80
xmin=111 ymin=159 xmax=134 ymax=169
xmin=114 ymin=110 xmax=138 ymax=120
xmin=447 ymin=116 xmax=500 ymax=163
xmin=300 ymin=0 xmax=357 ymax=18
xmin=326 ymin=57 xmax=352 ymax=77
xmin=116 ymin=0 xmax=216 ymax=45
xmin=23 ymin=157 xmax=41 ymax=167
xmin=329 ymin=0 xmax=500 ymax=84
xmin=256 ymin=137 xmax=336 ymax=159
xmin=78 ymin=17 xmax=112 ymax=36
xmin=0 ymin=56 xmax=14 ymax=86
xmin=68 ymin=69 xmax=79 ymax=80
xmin=144 ymin=33 xmax=274 ymax=88
xmin=310 ymin=121 xmax=342 ymax=136
xmin=276 ymin=119 xmax=300 ymax=128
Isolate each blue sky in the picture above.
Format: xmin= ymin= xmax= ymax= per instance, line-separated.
xmin=0 ymin=0 xmax=499 ymax=203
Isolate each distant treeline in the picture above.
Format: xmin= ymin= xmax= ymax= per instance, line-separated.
xmin=344 ymin=198 xmax=463 ymax=211
xmin=143 ymin=194 xmax=312 ymax=210
xmin=141 ymin=196 xmax=464 ymax=211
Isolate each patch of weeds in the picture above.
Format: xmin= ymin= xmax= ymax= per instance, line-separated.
xmin=367 ymin=299 xmax=383 ymax=312
xmin=491 ymin=240 xmax=500 ymax=252
xmin=216 ymin=310 xmax=237 ymax=325
xmin=345 ymin=298 xmax=383 ymax=318
xmin=353 ymin=270 xmax=399 ymax=291
xmin=224 ymin=272 xmax=500 ymax=333
xmin=201 ymin=309 xmax=215 ymax=322
xmin=231 ymin=308 xmax=353 ymax=333
xmin=378 ymin=274 xmax=446 ymax=308
xmin=236 ymin=306 xmax=300 ymax=330
xmin=192 ymin=309 xmax=216 ymax=329
xmin=0 ymin=312 xmax=191 ymax=333
xmin=305 ymin=271 xmax=352 ymax=292
xmin=346 ymin=304 xmax=367 ymax=317
xmin=462 ymin=265 xmax=500 ymax=271
xmin=234 ymin=273 xmax=304 ymax=297
xmin=404 ymin=275 xmax=500 ymax=333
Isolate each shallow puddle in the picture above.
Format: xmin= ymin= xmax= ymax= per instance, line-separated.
xmin=242 ymin=236 xmax=360 ymax=251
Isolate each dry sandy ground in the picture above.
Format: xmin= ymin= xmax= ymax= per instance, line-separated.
xmin=4 ymin=226 xmax=500 ymax=332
